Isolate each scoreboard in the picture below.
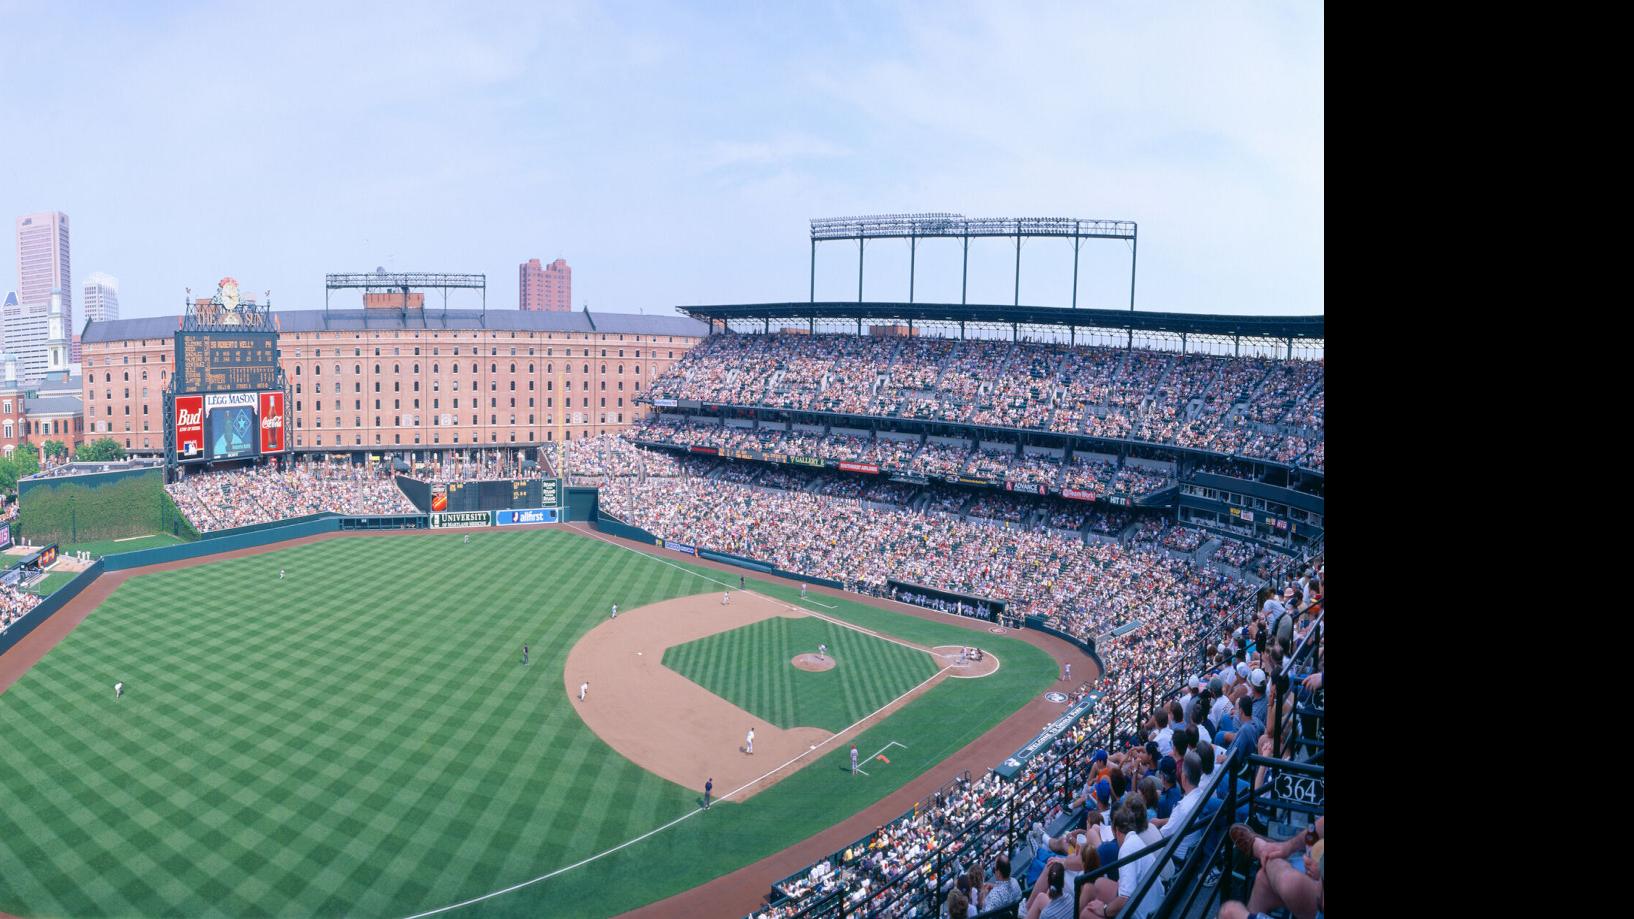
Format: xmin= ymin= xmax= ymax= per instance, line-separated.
xmin=176 ymin=330 xmax=279 ymax=393
xmin=442 ymin=479 xmax=560 ymax=512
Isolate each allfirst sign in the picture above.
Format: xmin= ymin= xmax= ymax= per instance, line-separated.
xmin=495 ymin=508 xmax=558 ymax=525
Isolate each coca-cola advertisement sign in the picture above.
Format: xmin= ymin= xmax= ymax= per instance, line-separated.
xmin=259 ymin=391 xmax=285 ymax=453
xmin=175 ymin=394 xmax=205 ymax=460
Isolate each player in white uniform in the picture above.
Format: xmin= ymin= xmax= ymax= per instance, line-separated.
xmin=114 ymin=681 xmax=124 ymax=700
xmin=745 ymin=727 xmax=755 ymax=754
xmin=579 ymin=681 xmax=589 ymax=702
xmin=723 ymin=591 xmax=730 ymax=606
xmin=610 ymin=603 xmax=618 ymax=619
xmin=464 ymin=534 xmax=470 ymax=544
xmin=279 ymin=569 xmax=285 ymax=580
xmin=801 ymin=583 xmax=808 ymax=600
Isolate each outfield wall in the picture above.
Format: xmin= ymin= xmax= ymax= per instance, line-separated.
xmin=0 ymin=561 xmax=105 ymax=657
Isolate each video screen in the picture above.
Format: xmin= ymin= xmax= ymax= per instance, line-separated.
xmin=208 ymin=401 xmax=259 ymax=460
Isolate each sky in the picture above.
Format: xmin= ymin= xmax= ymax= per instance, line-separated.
xmin=0 ymin=1 xmax=1323 ymax=322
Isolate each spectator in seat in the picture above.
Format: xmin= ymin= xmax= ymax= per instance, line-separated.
xmin=982 ymin=853 xmax=1024 ymax=914
xmin=1223 ymin=818 xmax=1324 ymax=919
xmin=1082 ymin=798 xmax=1164 ymax=919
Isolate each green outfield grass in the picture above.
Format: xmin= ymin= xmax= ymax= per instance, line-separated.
xmin=64 ymin=532 xmax=191 ymax=558
xmin=664 ymin=616 xmax=939 ymax=731
xmin=0 ymin=528 xmax=1057 ymax=918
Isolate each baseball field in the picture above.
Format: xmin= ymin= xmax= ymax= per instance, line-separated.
xmin=0 ymin=526 xmax=1058 ymax=917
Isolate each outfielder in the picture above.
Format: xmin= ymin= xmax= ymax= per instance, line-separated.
xmin=579 ymin=681 xmax=589 ymax=702
xmin=745 ymin=727 xmax=755 ymax=755
xmin=522 ymin=644 xmax=529 ymax=666
xmin=114 ymin=681 xmax=124 ymax=700
xmin=279 ymin=568 xmax=285 ymax=580
xmin=610 ymin=603 xmax=618 ymax=620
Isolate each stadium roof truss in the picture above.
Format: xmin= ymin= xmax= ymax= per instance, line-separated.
xmin=324 ymin=271 xmax=487 ymax=326
xmin=809 ymin=213 xmax=1138 ymax=310
xmin=678 ymin=301 xmax=1324 ymax=358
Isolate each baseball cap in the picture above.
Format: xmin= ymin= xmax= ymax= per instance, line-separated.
xmin=1188 ymin=676 xmax=1202 ymax=689
xmin=1236 ymin=662 xmax=1250 ymax=678
xmin=1249 ymin=668 xmax=1267 ymax=688
xmin=1208 ymin=677 xmax=1223 ymax=694
xmin=1093 ymin=779 xmax=1112 ymax=805
xmin=1091 ymin=748 xmax=1109 ymax=764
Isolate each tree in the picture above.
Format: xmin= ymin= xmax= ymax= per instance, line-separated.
xmin=43 ymin=440 xmax=68 ymax=461
xmin=76 ymin=438 xmax=126 ymax=462
xmin=12 ymin=447 xmax=39 ymax=479
xmin=0 ymin=455 xmax=16 ymax=497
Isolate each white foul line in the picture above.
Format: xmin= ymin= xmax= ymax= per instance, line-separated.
xmin=403 ymin=525 xmax=958 ymax=919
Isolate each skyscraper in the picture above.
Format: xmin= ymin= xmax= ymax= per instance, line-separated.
xmin=519 ymin=257 xmax=572 ymax=312
xmin=16 ymin=212 xmax=73 ymax=359
xmin=83 ymin=272 xmax=120 ymax=324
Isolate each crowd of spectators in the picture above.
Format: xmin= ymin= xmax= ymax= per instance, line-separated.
xmin=597 ymin=476 xmax=1245 ymax=659
xmin=627 ymin=416 xmax=1175 ymax=498
xmin=746 ymin=552 xmax=1323 ymax=919
xmin=0 ymin=581 xmax=42 ymax=634
xmin=166 ymin=462 xmax=415 ymax=532
xmin=563 ymin=434 xmax=682 ymax=481
xmin=648 ymin=334 xmax=1324 ymax=466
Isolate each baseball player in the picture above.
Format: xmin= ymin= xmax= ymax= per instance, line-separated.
xmin=703 ymin=777 xmax=713 ymax=810
xmin=579 ymin=681 xmax=589 ymax=702
xmin=279 ymin=568 xmax=285 ymax=580
xmin=464 ymin=534 xmax=470 ymax=544
xmin=522 ymin=644 xmax=529 ymax=666
xmin=1063 ymin=662 xmax=1072 ymax=682
xmin=850 ymin=745 xmax=859 ymax=776
xmin=739 ymin=575 xmax=745 ymax=590
xmin=745 ymin=727 xmax=755 ymax=755
xmin=611 ymin=603 xmax=619 ymax=619
xmin=801 ymin=583 xmax=808 ymax=600
xmin=723 ymin=591 xmax=730 ymax=606
xmin=114 ymin=681 xmax=123 ymax=700
xmin=818 ymin=643 xmax=828 ymax=660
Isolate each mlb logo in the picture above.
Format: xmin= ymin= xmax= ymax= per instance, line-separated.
xmin=181 ymin=440 xmax=201 ymax=458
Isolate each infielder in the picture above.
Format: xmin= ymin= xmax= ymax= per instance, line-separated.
xmin=723 ymin=591 xmax=731 ymax=606
xmin=850 ymin=745 xmax=859 ymax=776
xmin=114 ymin=681 xmax=124 ymax=700
xmin=818 ymin=643 xmax=828 ymax=660
xmin=610 ymin=603 xmax=618 ymax=619
xmin=745 ymin=727 xmax=755 ymax=755
xmin=579 ymin=681 xmax=589 ymax=702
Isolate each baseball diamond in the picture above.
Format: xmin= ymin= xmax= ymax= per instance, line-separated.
xmin=0 ymin=528 xmax=1060 ymax=917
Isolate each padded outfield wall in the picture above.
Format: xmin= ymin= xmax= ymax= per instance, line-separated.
xmin=16 ymin=467 xmax=199 ymax=546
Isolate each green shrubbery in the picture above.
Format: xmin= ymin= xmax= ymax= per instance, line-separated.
xmin=17 ymin=467 xmax=199 ymax=545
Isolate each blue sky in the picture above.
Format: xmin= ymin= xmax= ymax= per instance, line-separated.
xmin=0 ymin=1 xmax=1323 ymax=320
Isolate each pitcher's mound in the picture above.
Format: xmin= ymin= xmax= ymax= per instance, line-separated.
xmin=792 ymin=653 xmax=835 ymax=672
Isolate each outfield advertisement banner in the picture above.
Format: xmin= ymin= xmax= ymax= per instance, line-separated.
xmin=1061 ymin=488 xmax=1097 ymax=502
xmin=1005 ymin=481 xmax=1045 ymax=495
xmin=838 ymin=461 xmax=880 ymax=474
xmin=495 ymin=508 xmax=558 ymax=525
xmin=258 ymin=391 xmax=286 ymax=453
xmin=430 ymin=511 xmax=490 ymax=528
xmin=0 ymin=523 xmax=10 ymax=549
xmin=175 ymin=394 xmax=205 ymax=460
xmin=994 ymin=692 xmax=1101 ymax=780
xmin=663 ymin=539 xmax=698 ymax=556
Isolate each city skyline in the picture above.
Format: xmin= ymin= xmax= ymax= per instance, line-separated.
xmin=0 ymin=1 xmax=1324 ymax=323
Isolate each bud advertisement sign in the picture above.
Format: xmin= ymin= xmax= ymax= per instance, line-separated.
xmin=205 ymin=392 xmax=258 ymax=460
xmin=175 ymin=394 xmax=206 ymax=460
xmin=259 ymin=391 xmax=285 ymax=453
